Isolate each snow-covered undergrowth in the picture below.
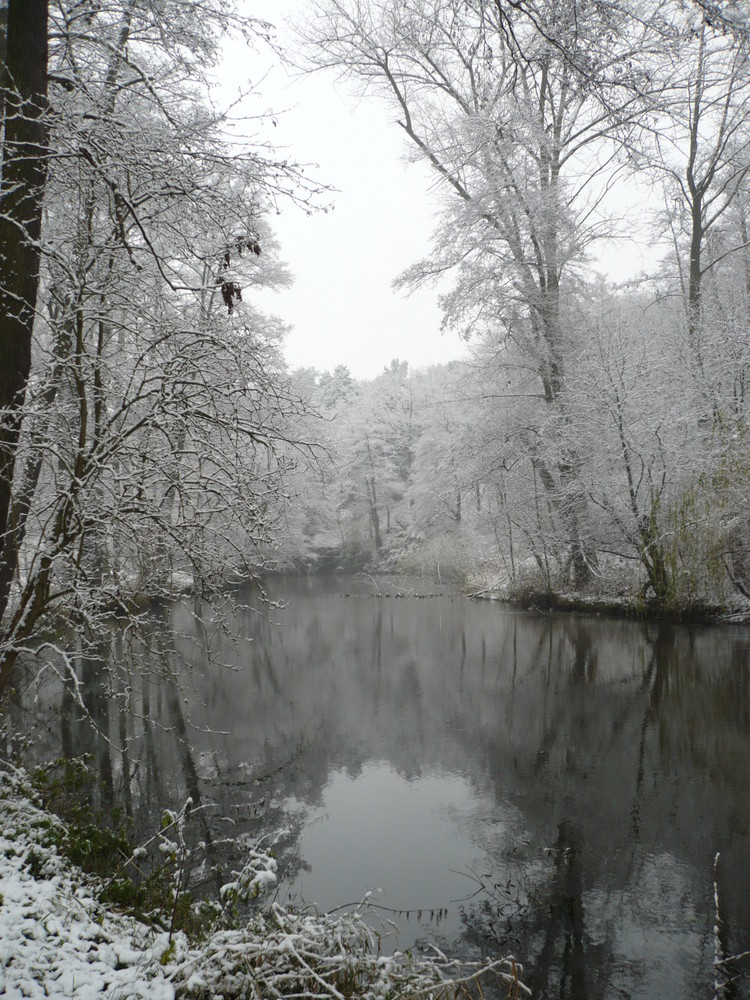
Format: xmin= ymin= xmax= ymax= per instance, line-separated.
xmin=0 ymin=765 xmax=527 ymax=999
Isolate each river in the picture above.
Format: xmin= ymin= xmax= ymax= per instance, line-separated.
xmin=9 ymin=574 xmax=750 ymax=998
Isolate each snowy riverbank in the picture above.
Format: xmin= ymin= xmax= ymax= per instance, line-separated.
xmin=0 ymin=765 xmax=526 ymax=999
xmin=0 ymin=768 xmax=176 ymax=999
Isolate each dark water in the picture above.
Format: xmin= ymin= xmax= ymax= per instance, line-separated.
xmin=9 ymin=574 xmax=750 ymax=998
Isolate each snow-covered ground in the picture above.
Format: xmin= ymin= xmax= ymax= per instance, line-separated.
xmin=0 ymin=769 xmax=178 ymax=999
xmin=0 ymin=765 xmax=526 ymax=999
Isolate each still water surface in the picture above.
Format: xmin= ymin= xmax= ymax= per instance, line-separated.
xmin=15 ymin=574 xmax=750 ymax=998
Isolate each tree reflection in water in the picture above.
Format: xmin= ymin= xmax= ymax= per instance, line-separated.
xmin=5 ymin=574 xmax=750 ymax=997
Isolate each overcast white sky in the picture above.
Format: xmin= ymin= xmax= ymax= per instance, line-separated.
xmin=220 ymin=1 xmax=662 ymax=381
xmin=218 ymin=1 xmax=468 ymax=381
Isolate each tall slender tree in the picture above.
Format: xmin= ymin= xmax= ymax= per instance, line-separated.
xmin=0 ymin=0 xmax=49 ymax=610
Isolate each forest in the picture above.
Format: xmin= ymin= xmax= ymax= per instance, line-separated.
xmin=2 ymin=2 xmax=750 ymax=997
xmin=0 ymin=0 xmax=749 ymax=695
xmin=283 ymin=0 xmax=750 ymax=616
xmin=1 ymin=0 xmax=750 ymax=709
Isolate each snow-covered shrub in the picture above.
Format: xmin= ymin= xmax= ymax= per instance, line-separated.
xmin=172 ymin=900 xmax=526 ymax=1000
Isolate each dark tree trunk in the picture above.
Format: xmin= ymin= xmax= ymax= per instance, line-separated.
xmin=0 ymin=0 xmax=49 ymax=624
xmin=367 ymin=476 xmax=382 ymax=551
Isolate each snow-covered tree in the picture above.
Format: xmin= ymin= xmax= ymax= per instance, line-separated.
xmin=0 ymin=0 xmax=49 ymax=628
xmin=297 ymin=0 xmax=676 ymax=586
xmin=0 ymin=0 xmax=320 ymax=700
